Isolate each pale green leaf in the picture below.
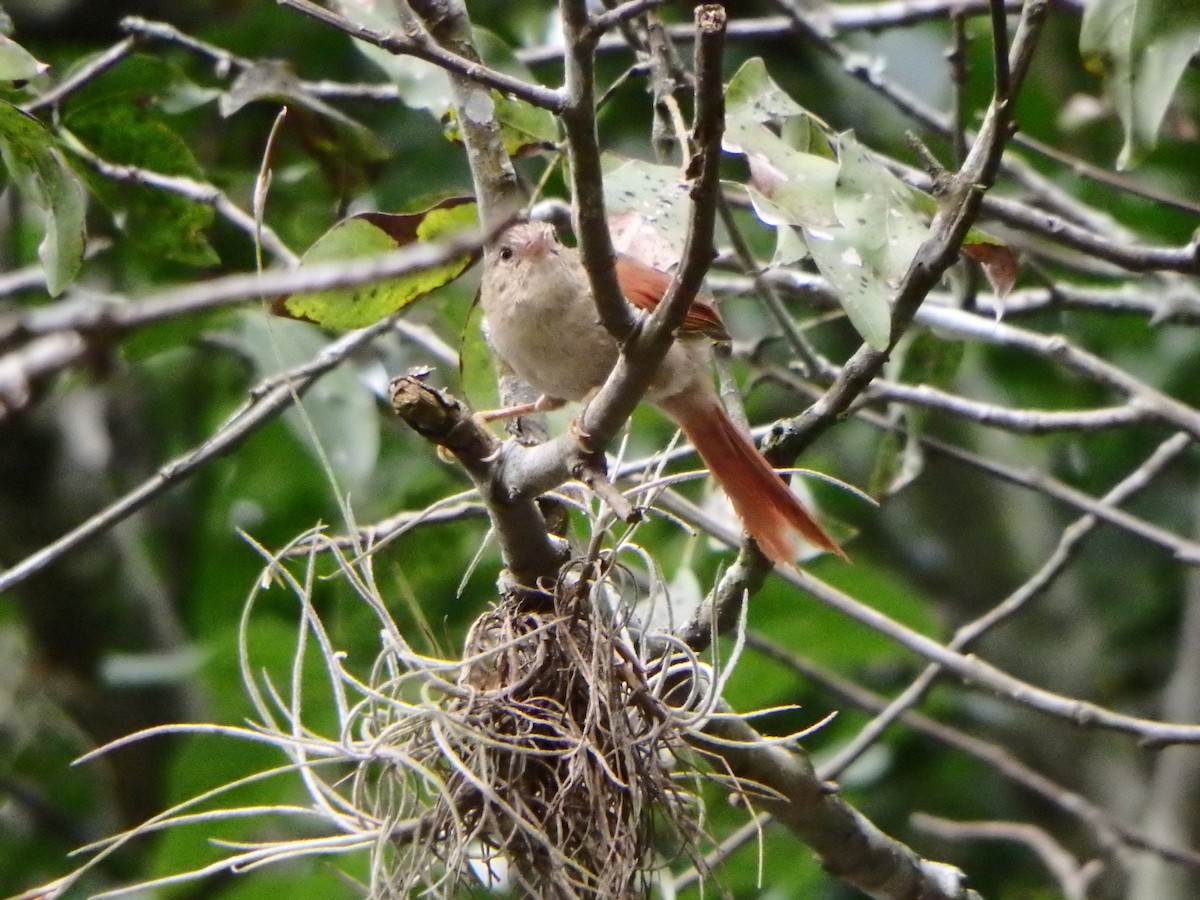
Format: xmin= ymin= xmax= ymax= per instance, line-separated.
xmin=0 ymin=101 xmax=86 ymax=295
xmin=833 ymin=131 xmax=927 ymax=286
xmin=0 ymin=33 xmax=47 ymax=82
xmin=804 ymin=225 xmax=892 ymax=350
xmin=237 ymin=311 xmax=381 ymax=493
xmin=725 ymin=57 xmax=809 ymax=124
xmin=724 ymin=118 xmax=839 ymax=226
xmin=1080 ymin=0 xmax=1200 ymax=168
xmin=602 ymin=155 xmax=695 ymax=263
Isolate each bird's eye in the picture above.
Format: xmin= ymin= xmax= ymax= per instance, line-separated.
xmin=498 ymin=246 xmax=514 ymax=262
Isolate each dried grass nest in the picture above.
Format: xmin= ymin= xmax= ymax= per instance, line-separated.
xmin=361 ymin=561 xmax=721 ymax=898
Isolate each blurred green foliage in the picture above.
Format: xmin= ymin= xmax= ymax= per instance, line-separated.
xmin=0 ymin=1 xmax=1198 ymax=898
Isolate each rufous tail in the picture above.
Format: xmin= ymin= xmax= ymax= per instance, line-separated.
xmin=671 ymin=398 xmax=846 ymax=565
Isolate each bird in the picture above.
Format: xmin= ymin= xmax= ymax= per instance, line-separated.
xmin=479 ymin=220 xmax=844 ymax=565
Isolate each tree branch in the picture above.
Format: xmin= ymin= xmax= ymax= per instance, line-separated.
xmin=0 ymin=232 xmax=483 ymax=593
xmin=766 ymin=0 xmax=1049 ymax=463
xmin=693 ymin=710 xmax=980 ymax=900
xmin=497 ymin=4 xmax=728 ymax=505
xmin=280 ymin=0 xmax=565 ymax=114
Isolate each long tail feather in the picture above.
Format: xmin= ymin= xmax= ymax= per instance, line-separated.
xmin=671 ymin=399 xmax=846 ymax=565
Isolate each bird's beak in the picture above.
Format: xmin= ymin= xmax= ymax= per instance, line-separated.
xmin=520 ymin=230 xmax=554 ymax=260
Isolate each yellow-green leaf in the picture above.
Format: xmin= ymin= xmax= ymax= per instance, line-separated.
xmin=279 ymin=197 xmax=478 ymax=330
xmin=444 ymin=90 xmax=557 ymax=157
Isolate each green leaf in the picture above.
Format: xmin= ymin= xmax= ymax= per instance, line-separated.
xmin=725 ymin=86 xmax=1017 ymax=344
xmin=60 ymin=51 xmax=215 ymax=113
xmin=280 ymin=196 xmax=478 ymax=330
xmin=803 ymin=224 xmax=893 ymax=350
xmin=724 ymin=118 xmax=839 ymax=227
xmin=1080 ymin=0 xmax=1200 ymax=169
xmin=601 ymin=155 xmax=697 ymax=265
xmin=63 ymin=98 xmax=218 ymax=266
xmin=733 ymin=128 xmax=916 ymax=350
xmin=0 ymin=34 xmax=47 ymax=82
xmin=833 ymin=132 xmax=928 ymax=282
xmin=444 ymin=89 xmax=557 ymax=157
xmin=220 ymin=59 xmax=389 ymax=198
xmin=458 ymin=291 xmax=496 ymax=412
xmin=725 ymin=57 xmax=810 ymax=125
xmin=236 ymin=311 xmax=381 ymax=492
xmin=725 ymin=56 xmax=834 ymax=159
xmin=0 ymin=101 xmax=86 ymax=295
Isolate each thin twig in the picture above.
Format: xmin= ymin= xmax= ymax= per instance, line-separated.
xmin=279 ymin=0 xmax=565 ymax=112
xmin=821 ymin=431 xmax=1193 ymax=779
xmin=0 ymin=231 xmax=484 ymax=595
xmin=912 ymin=814 xmax=1103 ymax=900
xmin=22 ymin=37 xmax=136 ymax=114
xmin=61 ymin=131 xmax=297 ymax=264
xmin=0 ymin=317 xmax=396 ymax=596
xmin=748 ymin=631 xmax=1200 ymax=871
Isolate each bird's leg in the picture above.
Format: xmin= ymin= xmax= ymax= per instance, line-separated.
xmin=475 ymin=394 xmax=565 ymax=424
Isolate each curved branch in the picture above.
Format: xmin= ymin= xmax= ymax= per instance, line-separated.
xmin=693 ymin=710 xmax=980 ymax=900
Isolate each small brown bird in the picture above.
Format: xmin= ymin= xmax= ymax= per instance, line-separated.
xmin=480 ymin=221 xmax=844 ymax=565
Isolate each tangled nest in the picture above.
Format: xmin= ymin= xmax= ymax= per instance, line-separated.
xmin=357 ymin=560 xmax=714 ymax=898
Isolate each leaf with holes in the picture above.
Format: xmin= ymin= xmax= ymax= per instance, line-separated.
xmin=602 ymin=155 xmax=697 ymax=268
xmin=724 ymin=61 xmax=1018 ymax=338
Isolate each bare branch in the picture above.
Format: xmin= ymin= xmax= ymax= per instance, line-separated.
xmin=0 ymin=333 xmax=89 ymax=418
xmin=279 ymin=0 xmax=564 ymax=113
xmin=0 ymin=317 xmax=396 ymax=595
xmin=520 ymin=2 xmax=1027 ymax=66
xmin=0 ymin=231 xmax=483 ymax=594
xmin=912 ymin=814 xmax=1103 ymax=900
xmin=2 ymin=229 xmax=482 ymax=346
xmin=822 ymin=431 xmax=1193 ymax=779
xmin=749 ymin=632 xmax=1200 ymax=871
xmin=559 ymin=0 xmax=634 ymax=341
xmin=693 ymin=709 xmax=980 ymax=900
xmin=22 ymin=37 xmax=136 ymax=114
xmin=388 ymin=372 xmax=566 ymax=588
